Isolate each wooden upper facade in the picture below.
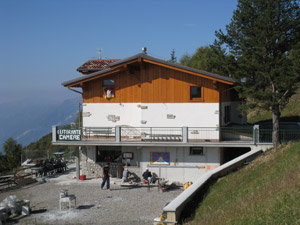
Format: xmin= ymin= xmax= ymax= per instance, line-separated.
xmin=63 ymin=54 xmax=239 ymax=104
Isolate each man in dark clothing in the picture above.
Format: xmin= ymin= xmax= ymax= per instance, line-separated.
xmin=142 ymin=169 xmax=152 ymax=181
xmin=101 ymin=162 xmax=110 ymax=190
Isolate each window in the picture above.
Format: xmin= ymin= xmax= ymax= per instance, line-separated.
xmin=103 ymin=79 xmax=115 ymax=99
xmin=103 ymin=79 xmax=114 ymax=86
xmin=190 ymin=86 xmax=202 ymax=100
xmin=96 ymin=146 xmax=122 ymax=162
xmin=224 ymin=105 xmax=231 ymax=124
xmin=190 ymin=147 xmax=204 ymax=155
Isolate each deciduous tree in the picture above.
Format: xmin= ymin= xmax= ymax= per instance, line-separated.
xmin=180 ymin=46 xmax=234 ymax=76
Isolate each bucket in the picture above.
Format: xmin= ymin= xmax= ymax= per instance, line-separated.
xmin=160 ymin=188 xmax=166 ymax=193
xmin=79 ymin=175 xmax=86 ymax=180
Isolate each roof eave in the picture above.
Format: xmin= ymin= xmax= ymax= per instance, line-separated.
xmin=63 ymin=53 xmax=236 ymax=88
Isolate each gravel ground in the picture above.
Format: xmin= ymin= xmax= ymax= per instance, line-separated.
xmin=0 ymin=172 xmax=182 ymax=225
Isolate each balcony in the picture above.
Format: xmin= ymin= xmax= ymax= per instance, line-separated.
xmin=52 ymin=125 xmax=300 ymax=145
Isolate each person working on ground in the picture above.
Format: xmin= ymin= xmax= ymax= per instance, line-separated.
xmin=122 ymin=167 xmax=131 ymax=182
xmin=101 ymin=162 xmax=111 ymax=190
xmin=142 ymin=169 xmax=152 ymax=181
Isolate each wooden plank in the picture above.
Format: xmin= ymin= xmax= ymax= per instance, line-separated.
xmin=143 ymin=59 xmax=235 ymax=85
xmin=81 ymin=62 xmax=232 ymax=104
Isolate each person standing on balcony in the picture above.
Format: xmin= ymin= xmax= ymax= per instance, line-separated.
xmin=101 ymin=162 xmax=111 ymax=190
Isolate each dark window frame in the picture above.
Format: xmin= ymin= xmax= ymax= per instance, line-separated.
xmin=190 ymin=147 xmax=204 ymax=155
xmin=103 ymin=79 xmax=115 ymax=86
xmin=190 ymin=86 xmax=203 ymax=101
xmin=96 ymin=146 xmax=122 ymax=163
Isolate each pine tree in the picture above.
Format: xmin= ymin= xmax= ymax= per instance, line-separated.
xmin=216 ymin=0 xmax=300 ymax=147
xmin=170 ymin=49 xmax=177 ymax=63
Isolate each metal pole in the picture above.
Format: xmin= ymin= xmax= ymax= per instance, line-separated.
xmin=78 ymin=103 xmax=81 ymax=129
xmin=76 ymin=146 xmax=81 ymax=180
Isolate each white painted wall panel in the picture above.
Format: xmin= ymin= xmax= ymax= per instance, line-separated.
xmin=83 ymin=103 xmax=141 ymax=127
xmin=83 ymin=103 xmax=219 ymax=128
xmin=138 ymin=146 xmax=220 ymax=183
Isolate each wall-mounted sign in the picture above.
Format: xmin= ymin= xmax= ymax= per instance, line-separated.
xmin=57 ymin=129 xmax=81 ymax=141
xmin=150 ymin=152 xmax=170 ymax=165
xmin=104 ymin=88 xmax=115 ymax=99
xmin=123 ymin=152 xmax=133 ymax=159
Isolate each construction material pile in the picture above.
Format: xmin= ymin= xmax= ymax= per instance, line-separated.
xmin=0 ymin=195 xmax=30 ymax=224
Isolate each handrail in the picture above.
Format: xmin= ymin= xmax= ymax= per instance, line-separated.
xmin=52 ymin=125 xmax=300 ymax=144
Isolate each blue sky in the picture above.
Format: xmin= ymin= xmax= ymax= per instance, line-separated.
xmin=0 ymin=0 xmax=238 ymax=104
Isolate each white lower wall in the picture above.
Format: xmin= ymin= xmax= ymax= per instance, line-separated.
xmin=80 ymin=145 xmax=220 ymax=183
xmin=83 ymin=103 xmax=220 ymax=127
xmin=139 ymin=146 xmax=220 ymax=183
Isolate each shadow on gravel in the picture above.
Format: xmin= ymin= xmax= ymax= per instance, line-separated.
xmin=77 ymin=204 xmax=95 ymax=210
xmin=31 ymin=209 xmax=47 ymax=214
xmin=5 ymin=209 xmax=47 ymax=225
xmin=46 ymin=167 xmax=76 ymax=179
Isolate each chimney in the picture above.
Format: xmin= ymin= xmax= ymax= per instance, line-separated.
xmin=142 ymin=47 xmax=147 ymax=54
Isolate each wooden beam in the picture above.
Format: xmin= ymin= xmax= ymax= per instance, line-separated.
xmin=143 ymin=59 xmax=235 ymax=85
xmin=110 ymin=59 xmax=139 ymax=69
xmin=213 ymin=81 xmax=218 ymax=90
xmin=68 ymin=87 xmax=82 ymax=95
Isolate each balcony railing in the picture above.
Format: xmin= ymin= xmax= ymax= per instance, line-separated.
xmin=52 ymin=125 xmax=300 ymax=144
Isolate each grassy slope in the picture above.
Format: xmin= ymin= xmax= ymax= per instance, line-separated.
xmin=248 ymin=86 xmax=300 ymax=123
xmin=186 ymin=142 xmax=300 ymax=225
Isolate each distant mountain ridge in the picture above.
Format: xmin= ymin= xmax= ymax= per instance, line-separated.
xmin=0 ymin=97 xmax=81 ymax=151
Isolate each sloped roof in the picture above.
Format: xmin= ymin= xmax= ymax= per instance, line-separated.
xmin=63 ymin=53 xmax=236 ymax=87
xmin=77 ymin=59 xmax=120 ymax=73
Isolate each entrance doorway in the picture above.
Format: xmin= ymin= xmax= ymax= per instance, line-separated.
xmin=221 ymin=147 xmax=250 ymax=164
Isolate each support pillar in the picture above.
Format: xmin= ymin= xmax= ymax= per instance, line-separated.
xmin=182 ymin=127 xmax=188 ymax=143
xmin=52 ymin=125 xmax=57 ymax=142
xmin=76 ymin=146 xmax=81 ymax=180
xmin=116 ymin=126 xmax=121 ymax=143
xmin=253 ymin=125 xmax=260 ymax=144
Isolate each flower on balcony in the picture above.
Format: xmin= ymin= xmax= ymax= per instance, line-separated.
xmin=104 ymin=88 xmax=115 ymax=99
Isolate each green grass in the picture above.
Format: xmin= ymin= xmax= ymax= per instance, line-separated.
xmin=248 ymin=85 xmax=300 ymax=124
xmin=185 ymin=142 xmax=300 ymax=225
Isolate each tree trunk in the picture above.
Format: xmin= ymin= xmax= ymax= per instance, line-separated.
xmin=272 ymin=104 xmax=281 ymax=148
